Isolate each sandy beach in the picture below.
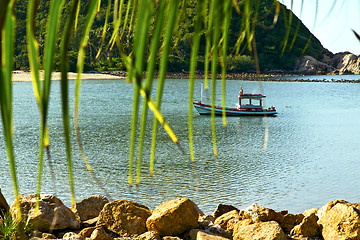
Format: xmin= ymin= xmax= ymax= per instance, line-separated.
xmin=11 ymin=70 xmax=125 ymax=82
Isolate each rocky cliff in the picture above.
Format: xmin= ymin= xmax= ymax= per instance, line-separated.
xmin=295 ymin=52 xmax=360 ymax=75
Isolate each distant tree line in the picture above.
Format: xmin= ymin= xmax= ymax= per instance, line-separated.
xmin=13 ymin=0 xmax=331 ymax=73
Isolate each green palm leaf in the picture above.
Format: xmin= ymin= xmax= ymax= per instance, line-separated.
xmin=149 ymin=0 xmax=180 ymax=179
xmin=0 ymin=0 xmax=21 ymax=220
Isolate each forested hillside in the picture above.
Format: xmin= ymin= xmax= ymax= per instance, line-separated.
xmin=13 ymin=0 xmax=331 ymax=73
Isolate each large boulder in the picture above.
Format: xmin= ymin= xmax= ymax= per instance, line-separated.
xmin=303 ymin=208 xmax=318 ymax=217
xmin=290 ymin=212 xmax=320 ymax=238
xmin=317 ymin=199 xmax=348 ymax=220
xmin=146 ymin=198 xmax=201 ymax=236
xmin=233 ymin=221 xmax=287 ymax=240
xmin=0 ymin=188 xmax=9 ymax=212
xmin=294 ymin=55 xmax=332 ymax=74
xmin=137 ymin=231 xmax=161 ymax=240
xmin=243 ymin=203 xmax=284 ymax=223
xmin=213 ymin=204 xmax=239 ymax=220
xmin=232 ymin=219 xmax=253 ymax=236
xmin=329 ymin=52 xmax=360 ymax=74
xmin=214 ymin=210 xmax=242 ymax=232
xmin=189 ymin=229 xmax=231 ymax=240
xmin=318 ymin=200 xmax=360 ymax=240
xmin=78 ymin=226 xmax=97 ymax=238
xmin=279 ymin=213 xmax=304 ymax=233
xmin=96 ymin=199 xmax=151 ymax=235
xmin=10 ymin=194 xmax=79 ymax=232
xmin=70 ymin=195 xmax=109 ymax=222
xmin=62 ymin=232 xmax=84 ymax=240
xmin=89 ymin=227 xmax=111 ymax=240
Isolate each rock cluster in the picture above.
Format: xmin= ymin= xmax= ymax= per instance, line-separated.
xmin=295 ymin=52 xmax=360 ymax=75
xmin=5 ymin=194 xmax=360 ymax=240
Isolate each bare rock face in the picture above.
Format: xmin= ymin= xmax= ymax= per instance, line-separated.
xmin=96 ymin=199 xmax=151 ymax=235
xmin=290 ymin=212 xmax=320 ymax=238
xmin=318 ymin=200 xmax=360 ymax=240
xmin=198 ymin=214 xmax=215 ymax=229
xmin=243 ymin=203 xmax=284 ymax=223
xmin=137 ymin=231 xmax=161 ymax=240
xmin=213 ymin=204 xmax=239 ymax=220
xmin=279 ymin=213 xmax=304 ymax=233
xmin=329 ymin=52 xmax=360 ymax=74
xmin=317 ymin=199 xmax=348 ymax=220
xmin=89 ymin=227 xmax=112 ymax=240
xmin=62 ymin=232 xmax=84 ymax=240
xmin=214 ymin=210 xmax=242 ymax=232
xmin=294 ymin=55 xmax=332 ymax=74
xmin=303 ymin=208 xmax=318 ymax=217
xmin=232 ymin=219 xmax=253 ymax=236
xmin=146 ymin=198 xmax=201 ymax=236
xmin=78 ymin=226 xmax=97 ymax=238
xmin=233 ymin=221 xmax=287 ymax=240
xmin=70 ymin=195 xmax=109 ymax=222
xmin=10 ymin=194 xmax=80 ymax=232
xmin=189 ymin=229 xmax=231 ymax=240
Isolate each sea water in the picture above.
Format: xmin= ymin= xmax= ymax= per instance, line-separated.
xmin=0 ymin=77 xmax=360 ymax=214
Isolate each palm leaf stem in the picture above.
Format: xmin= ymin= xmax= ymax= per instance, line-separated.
xmin=137 ymin=0 xmax=167 ymax=177
xmin=74 ymin=0 xmax=101 ymax=204
xmin=149 ymin=0 xmax=180 ymax=176
xmin=188 ymin=0 xmax=205 ymax=162
xmin=210 ymin=0 xmax=221 ymax=157
xmin=0 ymin=0 xmax=21 ymax=220
xmin=128 ymin=0 xmax=153 ymax=185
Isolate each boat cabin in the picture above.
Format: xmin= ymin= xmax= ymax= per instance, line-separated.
xmin=237 ymin=87 xmax=266 ymax=110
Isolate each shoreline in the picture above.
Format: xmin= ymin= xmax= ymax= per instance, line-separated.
xmin=10 ymin=70 xmax=360 ymax=83
xmin=11 ymin=71 xmax=125 ymax=82
xmin=5 ymin=194 xmax=359 ymax=240
xmin=104 ymin=71 xmax=360 ymax=83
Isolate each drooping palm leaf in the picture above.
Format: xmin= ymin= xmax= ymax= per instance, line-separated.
xmin=281 ymin=4 xmax=293 ymax=54
xmin=74 ymin=0 xmax=102 ymax=203
xmin=138 ymin=0 xmax=167 ymax=176
xmin=128 ymin=0 xmax=153 ymax=185
xmin=0 ymin=0 xmax=21 ymax=220
xmin=26 ymin=0 xmax=44 ymax=212
xmin=95 ymin=0 xmax=112 ymax=60
xmin=60 ymin=0 xmax=80 ymax=206
xmin=209 ymin=0 xmax=221 ymax=157
xmin=203 ymin=0 xmax=211 ymax=90
xmin=220 ymin=0 xmax=232 ymax=127
xmin=149 ymin=0 xmax=180 ymax=179
xmin=188 ymin=0 xmax=206 ymax=162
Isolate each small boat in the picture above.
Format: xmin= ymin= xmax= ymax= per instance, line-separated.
xmin=193 ymin=87 xmax=277 ymax=116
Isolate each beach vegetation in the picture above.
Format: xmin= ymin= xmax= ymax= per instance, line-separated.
xmin=0 ymin=212 xmax=32 ymax=240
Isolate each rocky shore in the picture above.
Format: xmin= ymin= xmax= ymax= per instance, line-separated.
xmin=294 ymin=52 xmax=360 ymax=76
xmin=3 ymin=194 xmax=360 ymax=240
xmin=10 ymin=69 xmax=360 ymax=84
xmin=109 ymin=70 xmax=360 ymax=83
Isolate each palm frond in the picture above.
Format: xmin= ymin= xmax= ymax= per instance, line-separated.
xmin=74 ymin=0 xmax=101 ymax=204
xmin=189 ymin=0 xmax=206 ymax=162
xmin=149 ymin=0 xmax=180 ymax=182
xmin=0 ymin=0 xmax=21 ymax=220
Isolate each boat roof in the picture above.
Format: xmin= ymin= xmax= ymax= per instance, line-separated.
xmin=239 ymin=94 xmax=266 ymax=99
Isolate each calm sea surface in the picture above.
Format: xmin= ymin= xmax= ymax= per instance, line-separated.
xmin=1 ymin=77 xmax=360 ymax=214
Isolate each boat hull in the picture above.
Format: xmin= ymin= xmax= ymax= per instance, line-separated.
xmin=193 ymin=102 xmax=277 ymax=116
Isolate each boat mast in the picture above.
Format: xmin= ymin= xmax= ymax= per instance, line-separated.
xmin=201 ymin=82 xmax=203 ymax=103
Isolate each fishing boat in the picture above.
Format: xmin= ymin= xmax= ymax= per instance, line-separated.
xmin=193 ymin=87 xmax=277 ymax=116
